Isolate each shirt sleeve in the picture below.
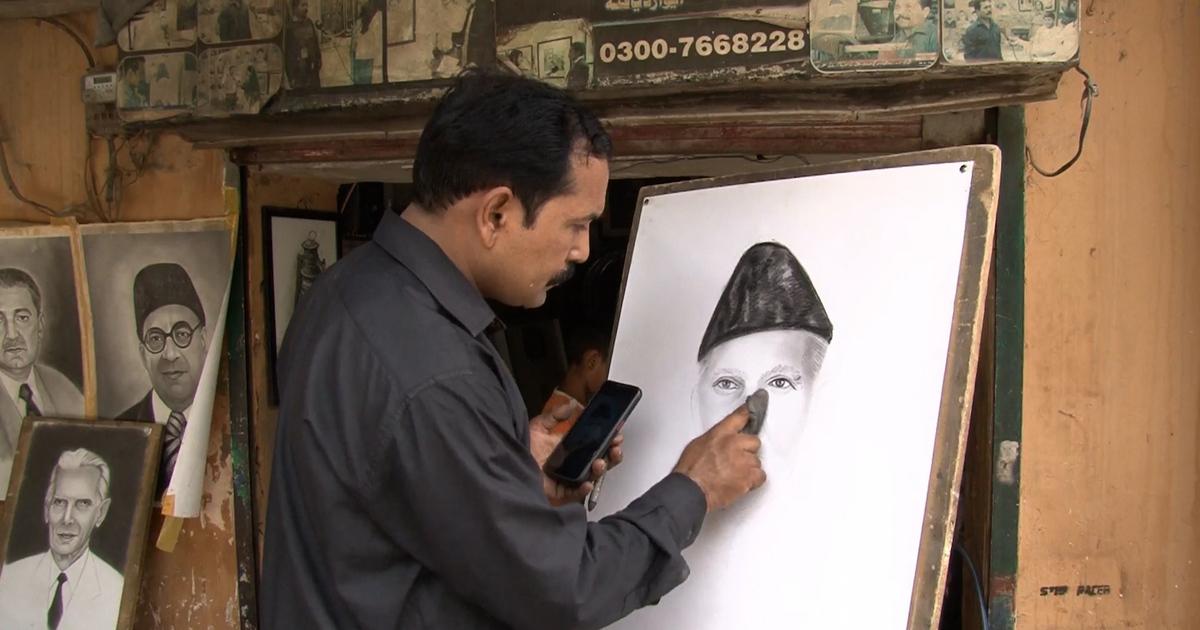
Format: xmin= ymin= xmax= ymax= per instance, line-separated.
xmin=363 ymin=372 xmax=707 ymax=630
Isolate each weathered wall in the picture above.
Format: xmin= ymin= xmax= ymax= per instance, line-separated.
xmin=0 ymin=14 xmax=240 ymax=629
xmin=243 ymin=170 xmax=339 ymax=563
xmin=1017 ymin=1 xmax=1200 ymax=628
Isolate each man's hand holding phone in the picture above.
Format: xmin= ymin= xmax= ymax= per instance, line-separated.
xmin=530 ymin=405 xmax=624 ymax=506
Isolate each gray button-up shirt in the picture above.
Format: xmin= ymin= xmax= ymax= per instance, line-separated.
xmin=261 ymin=211 xmax=707 ymax=630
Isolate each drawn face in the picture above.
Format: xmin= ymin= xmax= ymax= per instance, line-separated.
xmin=697 ymin=329 xmax=827 ymax=474
xmin=979 ymin=0 xmax=994 ymax=18
xmin=894 ymin=0 xmax=929 ymax=29
xmin=44 ymin=467 xmax=109 ymax=566
xmin=139 ymin=304 xmax=207 ymax=411
xmin=0 ymin=285 xmax=42 ymax=378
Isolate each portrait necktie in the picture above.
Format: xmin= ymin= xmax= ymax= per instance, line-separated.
xmin=47 ymin=572 xmax=66 ymax=629
xmin=17 ymin=383 xmax=41 ymax=417
xmin=163 ymin=410 xmax=187 ymax=482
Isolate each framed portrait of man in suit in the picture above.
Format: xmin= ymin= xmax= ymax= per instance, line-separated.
xmin=0 ymin=417 xmax=161 ymax=630
xmin=0 ymin=227 xmax=87 ymax=498
xmin=80 ymin=218 xmax=233 ymax=513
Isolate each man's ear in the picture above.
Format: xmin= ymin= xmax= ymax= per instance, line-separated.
xmin=96 ymin=497 xmax=111 ymax=528
xmin=476 ymin=186 xmax=518 ymax=248
xmin=584 ymin=349 xmax=604 ymax=371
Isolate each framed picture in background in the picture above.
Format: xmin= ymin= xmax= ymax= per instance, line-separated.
xmin=0 ymin=417 xmax=162 ymax=630
xmin=263 ymin=207 xmax=341 ymax=403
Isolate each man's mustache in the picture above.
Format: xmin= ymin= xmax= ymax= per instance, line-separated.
xmin=2 ymin=339 xmax=25 ymax=352
xmin=548 ymin=264 xmax=576 ymax=288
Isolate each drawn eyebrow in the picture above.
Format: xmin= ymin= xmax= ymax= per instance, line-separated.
xmin=764 ymin=364 xmax=804 ymax=378
xmin=711 ymin=367 xmax=747 ymax=380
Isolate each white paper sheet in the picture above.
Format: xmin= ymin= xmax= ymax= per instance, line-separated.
xmin=597 ymin=162 xmax=974 ymax=630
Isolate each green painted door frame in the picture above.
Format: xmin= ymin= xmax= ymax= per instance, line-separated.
xmin=988 ymin=106 xmax=1026 ymax=630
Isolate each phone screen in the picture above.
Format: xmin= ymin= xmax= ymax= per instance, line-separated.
xmin=547 ymin=381 xmax=641 ymax=483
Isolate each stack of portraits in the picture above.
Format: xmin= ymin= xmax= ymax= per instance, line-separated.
xmin=0 ymin=219 xmax=234 ymax=521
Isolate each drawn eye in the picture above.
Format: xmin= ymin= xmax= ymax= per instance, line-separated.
xmin=712 ymin=377 xmax=743 ymax=393
xmin=767 ymin=376 xmax=796 ymax=391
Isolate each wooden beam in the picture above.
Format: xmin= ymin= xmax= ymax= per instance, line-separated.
xmin=227 ymin=119 xmax=925 ymax=166
xmin=0 ymin=0 xmax=98 ymax=19
xmin=164 ymin=67 xmax=1066 ymax=149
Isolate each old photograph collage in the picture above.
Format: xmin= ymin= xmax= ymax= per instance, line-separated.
xmin=116 ymin=0 xmax=493 ymax=116
xmin=114 ymin=0 xmax=1079 ymax=118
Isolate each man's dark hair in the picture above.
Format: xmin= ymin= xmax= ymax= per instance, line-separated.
xmin=969 ymin=0 xmax=986 ymax=10
xmin=412 ymin=69 xmax=613 ymax=226
xmin=0 ymin=268 xmax=41 ymax=314
xmin=564 ymin=325 xmax=610 ymax=366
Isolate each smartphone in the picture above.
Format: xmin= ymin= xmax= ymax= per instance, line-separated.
xmin=544 ymin=380 xmax=642 ymax=486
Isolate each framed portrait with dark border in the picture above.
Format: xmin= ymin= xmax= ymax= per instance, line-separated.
xmin=262 ymin=207 xmax=342 ymax=404
xmin=537 ymin=36 xmax=573 ymax=79
xmin=0 ymin=417 xmax=162 ymax=630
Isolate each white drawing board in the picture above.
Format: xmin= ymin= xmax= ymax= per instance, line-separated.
xmin=595 ymin=148 xmax=999 ymax=630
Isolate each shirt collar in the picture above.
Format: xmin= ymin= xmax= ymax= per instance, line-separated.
xmin=372 ymin=211 xmax=496 ymax=337
xmin=41 ymin=548 xmax=91 ymax=600
xmin=0 ymin=369 xmax=40 ymax=414
xmin=151 ymin=391 xmax=192 ymax=426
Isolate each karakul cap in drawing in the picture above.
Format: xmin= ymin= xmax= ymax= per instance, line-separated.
xmin=133 ymin=262 xmax=206 ymax=334
xmin=697 ymin=242 xmax=832 ymax=361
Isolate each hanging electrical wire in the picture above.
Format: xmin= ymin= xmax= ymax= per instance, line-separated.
xmin=0 ymin=16 xmax=108 ymax=221
xmin=0 ymin=137 xmax=59 ymax=217
xmin=1026 ymin=65 xmax=1098 ymax=178
xmin=34 ymin=17 xmax=97 ymax=68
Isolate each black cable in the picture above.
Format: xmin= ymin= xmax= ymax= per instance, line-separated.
xmin=35 ymin=17 xmax=97 ymax=68
xmin=0 ymin=138 xmax=59 ymax=216
xmin=1026 ymin=65 xmax=1097 ymax=178
xmin=953 ymin=543 xmax=991 ymax=630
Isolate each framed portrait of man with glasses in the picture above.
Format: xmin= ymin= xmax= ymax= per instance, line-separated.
xmin=80 ymin=220 xmax=232 ymax=503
